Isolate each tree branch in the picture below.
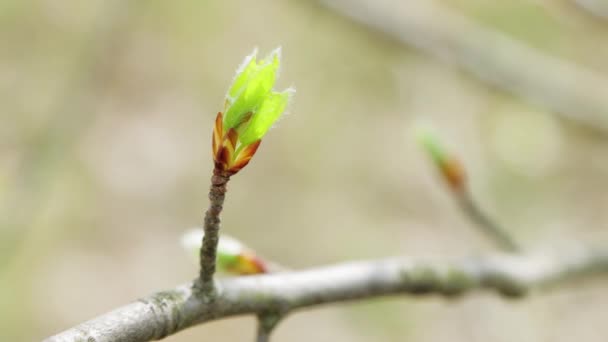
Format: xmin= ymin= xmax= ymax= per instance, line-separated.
xmin=456 ymin=190 xmax=520 ymax=252
xmin=320 ymin=0 xmax=608 ymax=132
xmin=573 ymin=0 xmax=608 ymax=19
xmin=199 ymin=167 xmax=232 ymax=289
xmin=255 ymin=312 xmax=283 ymax=342
xmin=45 ymin=246 xmax=608 ymax=342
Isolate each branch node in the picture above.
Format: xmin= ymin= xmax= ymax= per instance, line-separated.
xmin=255 ymin=311 xmax=284 ymax=342
xmin=192 ymin=278 xmax=219 ymax=302
xmin=44 ymin=249 xmax=608 ymax=342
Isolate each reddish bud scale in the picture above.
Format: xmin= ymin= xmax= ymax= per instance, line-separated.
xmin=212 ymin=112 xmax=262 ymax=174
xmin=212 ymin=112 xmax=223 ymax=157
xmin=441 ymin=157 xmax=466 ymax=192
xmin=248 ymin=253 xmax=269 ymax=274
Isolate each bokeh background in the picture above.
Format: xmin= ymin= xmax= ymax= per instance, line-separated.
xmin=2 ymin=0 xmax=608 ymax=341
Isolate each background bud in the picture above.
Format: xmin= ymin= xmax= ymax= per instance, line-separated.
xmin=181 ymin=228 xmax=268 ymax=275
xmin=416 ymin=125 xmax=466 ymax=191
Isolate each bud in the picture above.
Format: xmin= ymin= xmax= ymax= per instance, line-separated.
xmin=416 ymin=125 xmax=466 ymax=191
xmin=181 ymin=228 xmax=268 ymax=275
xmin=212 ymin=48 xmax=294 ymax=174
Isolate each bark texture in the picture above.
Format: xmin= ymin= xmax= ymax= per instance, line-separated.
xmin=45 ymin=246 xmax=608 ymax=342
xmin=199 ymin=168 xmax=232 ymax=286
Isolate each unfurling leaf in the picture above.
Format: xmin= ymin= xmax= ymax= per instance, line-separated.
xmin=239 ymin=89 xmax=294 ymax=146
xmin=212 ymin=48 xmax=294 ymax=174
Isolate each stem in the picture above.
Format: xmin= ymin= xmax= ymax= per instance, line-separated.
xmin=45 ymin=247 xmax=608 ymax=342
xmin=457 ymin=190 xmax=520 ymax=252
xmin=199 ymin=167 xmax=232 ymax=289
xmin=256 ymin=330 xmax=270 ymax=342
xmin=255 ymin=312 xmax=283 ymax=342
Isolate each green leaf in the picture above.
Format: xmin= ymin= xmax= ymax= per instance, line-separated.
xmin=227 ymin=48 xmax=258 ymax=101
xmin=239 ymin=88 xmax=293 ymax=146
xmin=224 ymin=49 xmax=281 ymax=130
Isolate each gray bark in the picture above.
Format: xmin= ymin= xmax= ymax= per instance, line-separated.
xmin=45 ymin=246 xmax=608 ymax=342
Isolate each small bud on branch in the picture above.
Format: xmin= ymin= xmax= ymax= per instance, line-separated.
xmin=199 ymin=48 xmax=294 ymax=288
xmin=415 ymin=124 xmax=519 ymax=252
xmin=183 ymin=229 xmax=268 ymax=275
xmin=213 ymin=48 xmax=294 ymax=174
xmin=416 ymin=126 xmax=466 ymax=192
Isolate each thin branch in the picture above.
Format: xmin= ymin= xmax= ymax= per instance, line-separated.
xmin=320 ymin=0 xmax=608 ymax=133
xmin=573 ymin=0 xmax=608 ymax=19
xmin=255 ymin=312 xmax=283 ymax=342
xmin=45 ymin=246 xmax=608 ymax=342
xmin=416 ymin=126 xmax=520 ymax=252
xmin=456 ymin=190 xmax=520 ymax=252
xmin=199 ymin=167 xmax=232 ymax=290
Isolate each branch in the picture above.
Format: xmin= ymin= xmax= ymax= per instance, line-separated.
xmin=199 ymin=167 xmax=232 ymax=287
xmin=456 ymin=190 xmax=519 ymax=252
xmin=416 ymin=126 xmax=519 ymax=252
xmin=255 ymin=312 xmax=283 ymax=342
xmin=573 ymin=0 xmax=608 ymax=19
xmin=45 ymin=246 xmax=608 ymax=342
xmin=320 ymin=0 xmax=608 ymax=132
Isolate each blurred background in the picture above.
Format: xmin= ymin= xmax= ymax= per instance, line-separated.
xmin=2 ymin=0 xmax=608 ymax=341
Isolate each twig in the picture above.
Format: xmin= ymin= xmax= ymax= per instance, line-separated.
xmin=416 ymin=126 xmax=520 ymax=252
xmin=45 ymin=246 xmax=608 ymax=342
xmin=456 ymin=190 xmax=520 ymax=252
xmin=198 ymin=167 xmax=232 ymax=290
xmin=573 ymin=0 xmax=608 ymax=19
xmin=320 ymin=0 xmax=608 ymax=133
xmin=255 ymin=312 xmax=283 ymax=342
